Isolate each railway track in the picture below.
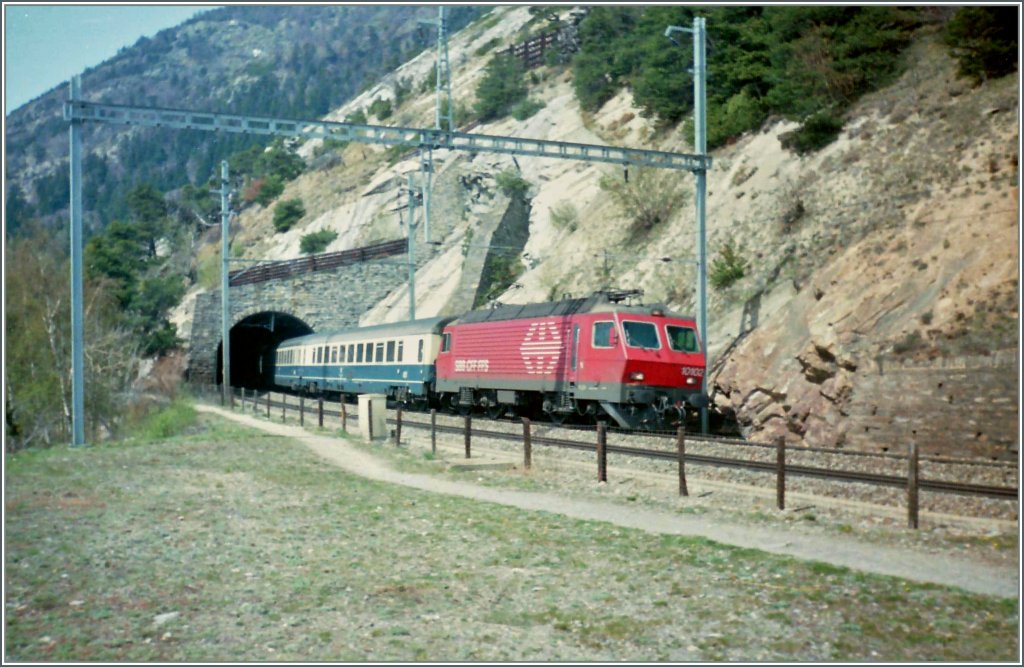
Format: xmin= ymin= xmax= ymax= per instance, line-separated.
xmin=396 ymin=418 xmax=1018 ymax=500
xmin=222 ymin=388 xmax=1019 ymax=502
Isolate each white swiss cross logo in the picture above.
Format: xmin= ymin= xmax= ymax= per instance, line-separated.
xmin=519 ymin=322 xmax=562 ymax=375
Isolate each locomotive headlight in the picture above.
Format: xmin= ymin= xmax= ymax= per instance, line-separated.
xmin=685 ymin=376 xmax=697 ymax=385
xmin=629 ymin=371 xmax=645 ymax=382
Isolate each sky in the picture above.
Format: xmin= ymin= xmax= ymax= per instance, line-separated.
xmin=4 ymin=4 xmax=220 ymax=115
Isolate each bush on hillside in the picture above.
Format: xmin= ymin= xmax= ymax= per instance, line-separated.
xmin=709 ymin=240 xmax=748 ymax=289
xmin=299 ymin=229 xmax=338 ymax=254
xmin=474 ymin=54 xmax=528 ymax=121
xmin=272 ymin=198 xmax=306 ymax=233
xmin=944 ymin=6 xmax=1018 ymax=84
xmin=779 ymin=111 xmax=845 ymax=155
xmin=495 ymin=170 xmax=531 ymax=198
xmin=598 ymin=168 xmax=688 ymax=237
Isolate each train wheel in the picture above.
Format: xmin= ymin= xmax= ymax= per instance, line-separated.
xmin=485 ymin=404 xmax=506 ymax=420
xmin=547 ymin=411 xmax=567 ymax=426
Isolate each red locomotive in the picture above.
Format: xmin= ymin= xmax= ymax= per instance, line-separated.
xmin=435 ymin=292 xmax=707 ymax=428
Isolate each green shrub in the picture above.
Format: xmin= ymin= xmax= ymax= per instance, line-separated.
xmin=549 ymin=201 xmax=579 ymax=232
xmin=272 ymin=198 xmax=306 ymax=233
xmin=779 ymin=111 xmax=845 ymax=155
xmin=128 ymin=398 xmax=198 ymax=442
xmin=709 ymin=240 xmax=748 ymax=289
xmin=598 ymin=168 xmax=688 ymax=236
xmin=474 ymin=54 xmax=528 ymax=121
xmin=368 ymin=97 xmax=393 ymax=120
xmin=944 ymin=6 xmax=1018 ymax=84
xmin=475 ymin=37 xmax=503 ymax=56
xmin=300 ymin=229 xmax=338 ymax=254
xmin=345 ymin=109 xmax=368 ymax=125
xmin=252 ymin=175 xmax=284 ymax=206
xmin=511 ymin=98 xmax=546 ymax=121
xmin=495 ymin=170 xmax=531 ymax=198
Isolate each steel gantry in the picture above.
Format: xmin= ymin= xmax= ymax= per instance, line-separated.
xmin=62 ymin=17 xmax=711 ymax=444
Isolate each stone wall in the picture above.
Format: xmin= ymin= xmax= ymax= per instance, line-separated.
xmin=844 ymin=349 xmax=1018 ymax=459
xmin=187 ymin=256 xmax=408 ymax=385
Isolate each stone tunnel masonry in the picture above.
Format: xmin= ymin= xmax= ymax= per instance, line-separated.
xmin=188 ymin=256 xmax=408 ymax=386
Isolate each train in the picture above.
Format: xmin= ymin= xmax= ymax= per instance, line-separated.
xmin=270 ymin=292 xmax=707 ymax=429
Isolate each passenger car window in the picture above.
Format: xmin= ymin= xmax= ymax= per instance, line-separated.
xmin=622 ymin=321 xmax=660 ymax=349
xmin=386 ymin=341 xmax=395 ymax=362
xmin=666 ymin=325 xmax=700 ymax=353
xmin=592 ymin=321 xmax=615 ymax=348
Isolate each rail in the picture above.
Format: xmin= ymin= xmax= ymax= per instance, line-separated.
xmin=206 ymin=386 xmax=1019 ymax=528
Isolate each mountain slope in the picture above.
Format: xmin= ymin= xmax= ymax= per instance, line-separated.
xmin=3 ymin=5 xmax=484 ymax=235
xmin=200 ymin=10 xmax=1017 ymax=456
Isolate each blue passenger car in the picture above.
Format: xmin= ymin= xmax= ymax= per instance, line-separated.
xmin=271 ymin=317 xmax=455 ymax=404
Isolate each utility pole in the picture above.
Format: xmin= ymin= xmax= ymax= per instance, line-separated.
xmin=666 ymin=16 xmax=709 ymax=434
xmin=418 ymin=6 xmax=452 ymax=246
xmin=406 ymin=173 xmax=419 ymax=320
xmin=219 ymin=161 xmax=231 ymax=401
xmin=68 ymin=76 xmax=86 ymax=447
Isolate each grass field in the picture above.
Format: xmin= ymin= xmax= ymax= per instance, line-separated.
xmin=4 ymin=409 xmax=1019 ymax=661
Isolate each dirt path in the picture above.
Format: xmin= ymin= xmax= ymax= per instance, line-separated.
xmin=197 ymin=405 xmax=1018 ymax=598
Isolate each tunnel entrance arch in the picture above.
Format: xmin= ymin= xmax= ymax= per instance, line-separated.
xmin=216 ymin=311 xmax=313 ymax=390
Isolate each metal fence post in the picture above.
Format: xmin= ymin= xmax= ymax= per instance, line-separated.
xmin=368 ymin=399 xmax=374 ymax=441
xmin=908 ymin=438 xmax=919 ymax=529
xmin=266 ymin=392 xmax=271 ymax=419
xmin=396 ymin=405 xmax=403 ymax=446
xmin=430 ymin=409 xmax=437 ymax=455
xmin=776 ymin=436 xmax=786 ymax=510
xmin=597 ymin=421 xmax=607 ymax=482
xmin=342 ymin=401 xmax=348 ymax=432
xmin=299 ymin=395 xmax=305 ymax=426
xmin=318 ymin=397 xmax=324 ymax=429
xmin=281 ymin=394 xmax=286 ymax=422
xmin=464 ymin=414 xmax=471 ymax=459
xmin=677 ymin=426 xmax=688 ymax=497
xmin=522 ymin=417 xmax=532 ymax=470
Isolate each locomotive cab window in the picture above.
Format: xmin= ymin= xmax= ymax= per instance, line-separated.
xmin=622 ymin=321 xmax=661 ymax=349
xmin=592 ymin=321 xmax=616 ymax=348
xmin=441 ymin=333 xmax=451 ymax=352
xmin=666 ymin=325 xmax=699 ymax=353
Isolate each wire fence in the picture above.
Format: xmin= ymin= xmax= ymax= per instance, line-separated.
xmin=202 ymin=385 xmax=1018 ymax=530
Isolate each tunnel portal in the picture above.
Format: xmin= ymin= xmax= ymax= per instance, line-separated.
xmin=216 ymin=311 xmax=313 ymax=390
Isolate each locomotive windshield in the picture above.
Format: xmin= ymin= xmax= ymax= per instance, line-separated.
xmin=622 ymin=321 xmax=660 ymax=349
xmin=666 ymin=325 xmax=700 ymax=353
